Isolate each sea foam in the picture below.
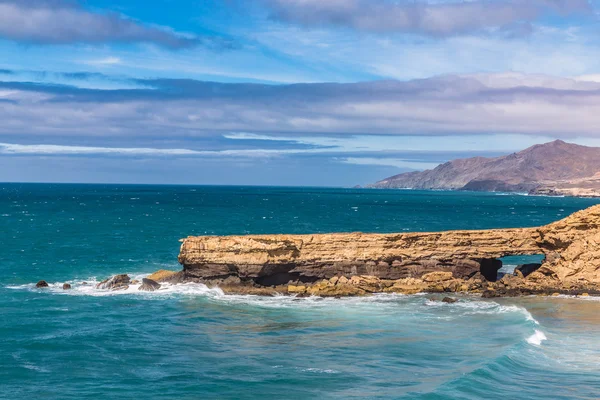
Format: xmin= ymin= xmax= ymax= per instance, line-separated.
xmin=527 ymin=330 xmax=547 ymax=346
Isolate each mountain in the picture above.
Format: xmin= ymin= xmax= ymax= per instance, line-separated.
xmin=369 ymin=140 xmax=600 ymax=196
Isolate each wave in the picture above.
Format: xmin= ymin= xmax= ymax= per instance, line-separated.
xmin=5 ymin=277 xmax=543 ymax=322
xmin=527 ymin=329 xmax=547 ymax=346
xmin=6 ymin=275 xmax=225 ymax=299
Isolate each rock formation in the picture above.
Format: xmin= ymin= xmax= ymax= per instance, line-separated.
xmin=96 ymin=274 xmax=130 ymax=291
xmin=138 ymin=278 xmax=161 ymax=292
xmin=369 ymin=140 xmax=600 ymax=197
xmin=36 ymin=280 xmax=49 ymax=288
xmin=176 ymin=204 xmax=600 ymax=296
xmin=146 ymin=270 xmax=178 ymax=282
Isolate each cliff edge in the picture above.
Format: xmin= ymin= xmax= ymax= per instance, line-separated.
xmin=175 ymin=204 xmax=600 ymax=296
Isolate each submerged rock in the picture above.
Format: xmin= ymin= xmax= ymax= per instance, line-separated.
xmin=442 ymin=297 xmax=457 ymax=303
xmin=62 ymin=283 xmax=71 ymax=290
xmin=36 ymin=280 xmax=49 ymax=288
xmin=138 ymin=278 xmax=161 ymax=292
xmin=96 ymin=274 xmax=130 ymax=290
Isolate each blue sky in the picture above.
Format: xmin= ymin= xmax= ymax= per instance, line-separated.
xmin=3 ymin=0 xmax=600 ymax=185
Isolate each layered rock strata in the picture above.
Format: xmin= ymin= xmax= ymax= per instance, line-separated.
xmin=175 ymin=204 xmax=600 ymax=296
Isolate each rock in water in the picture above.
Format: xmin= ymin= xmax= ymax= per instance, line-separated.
xmin=442 ymin=297 xmax=457 ymax=303
xmin=36 ymin=280 xmax=49 ymax=288
xmin=138 ymin=278 xmax=161 ymax=292
xmin=96 ymin=274 xmax=130 ymax=290
xmin=62 ymin=283 xmax=71 ymax=290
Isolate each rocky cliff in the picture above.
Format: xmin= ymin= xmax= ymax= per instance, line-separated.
xmin=176 ymin=204 xmax=600 ymax=296
xmin=369 ymin=140 xmax=600 ymax=196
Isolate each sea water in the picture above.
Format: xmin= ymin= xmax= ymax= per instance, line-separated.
xmin=1 ymin=184 xmax=600 ymax=399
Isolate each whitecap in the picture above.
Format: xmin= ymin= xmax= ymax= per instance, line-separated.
xmin=301 ymin=368 xmax=339 ymax=374
xmin=6 ymin=277 xmax=224 ymax=299
xmin=527 ymin=329 xmax=547 ymax=346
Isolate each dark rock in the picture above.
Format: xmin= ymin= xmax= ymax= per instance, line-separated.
xmin=451 ymin=259 xmax=482 ymax=279
xmin=442 ymin=297 xmax=458 ymax=303
xmin=62 ymin=283 xmax=71 ymax=290
xmin=479 ymin=259 xmax=503 ymax=282
xmin=138 ymin=278 xmax=161 ymax=292
xmin=515 ymin=263 xmax=542 ymax=278
xmin=36 ymin=280 xmax=49 ymax=288
xmin=96 ymin=274 xmax=130 ymax=290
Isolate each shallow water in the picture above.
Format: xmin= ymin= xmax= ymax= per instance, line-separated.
xmin=1 ymin=184 xmax=600 ymax=399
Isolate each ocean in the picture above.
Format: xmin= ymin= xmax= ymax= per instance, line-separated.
xmin=1 ymin=183 xmax=600 ymax=399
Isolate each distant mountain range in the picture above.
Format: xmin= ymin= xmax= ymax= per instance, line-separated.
xmin=369 ymin=140 xmax=600 ymax=197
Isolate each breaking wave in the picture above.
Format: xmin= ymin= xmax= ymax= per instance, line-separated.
xmin=527 ymin=330 xmax=548 ymax=346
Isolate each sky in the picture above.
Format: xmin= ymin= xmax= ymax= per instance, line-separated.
xmin=3 ymin=0 xmax=600 ymax=186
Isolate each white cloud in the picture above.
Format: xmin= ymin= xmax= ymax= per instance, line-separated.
xmin=7 ymin=73 xmax=600 ymax=140
xmin=224 ymin=132 xmax=587 ymax=153
xmin=84 ymin=56 xmax=122 ymax=66
xmin=0 ymin=143 xmax=206 ymax=156
xmin=339 ymin=157 xmax=440 ymax=170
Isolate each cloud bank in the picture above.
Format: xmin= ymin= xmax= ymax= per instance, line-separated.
xmin=262 ymin=0 xmax=591 ymax=37
xmin=0 ymin=0 xmax=229 ymax=49
xmin=3 ymin=73 xmax=600 ymax=138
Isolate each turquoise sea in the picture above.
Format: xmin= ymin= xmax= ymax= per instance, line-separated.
xmin=2 ymin=183 xmax=600 ymax=399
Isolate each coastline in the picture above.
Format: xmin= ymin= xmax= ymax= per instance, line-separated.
xmin=134 ymin=203 xmax=600 ymax=298
xmin=366 ymin=186 xmax=600 ymax=198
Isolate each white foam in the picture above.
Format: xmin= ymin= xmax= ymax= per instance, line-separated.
xmin=424 ymin=298 xmax=541 ymax=325
xmin=527 ymin=329 xmax=547 ymax=346
xmin=6 ymin=277 xmax=224 ymax=299
xmin=301 ymin=368 xmax=339 ymax=374
xmin=1 ymin=279 xmax=542 ymax=328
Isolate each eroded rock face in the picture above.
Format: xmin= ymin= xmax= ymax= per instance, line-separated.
xmin=177 ymin=205 xmax=600 ymax=296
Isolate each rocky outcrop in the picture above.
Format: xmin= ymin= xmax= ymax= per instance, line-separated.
xmin=138 ymin=278 xmax=161 ymax=292
xmin=369 ymin=140 xmax=600 ymax=197
xmin=146 ymin=270 xmax=178 ymax=283
xmin=62 ymin=283 xmax=71 ymax=290
xmin=36 ymin=280 xmax=49 ymax=288
xmin=96 ymin=274 xmax=130 ymax=291
xmin=177 ymin=204 xmax=600 ymax=296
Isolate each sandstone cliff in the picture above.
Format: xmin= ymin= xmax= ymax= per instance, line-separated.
xmin=369 ymin=140 xmax=600 ymax=197
xmin=176 ymin=204 xmax=600 ymax=296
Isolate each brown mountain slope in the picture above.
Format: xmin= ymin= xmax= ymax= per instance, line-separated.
xmin=369 ymin=140 xmax=600 ymax=195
